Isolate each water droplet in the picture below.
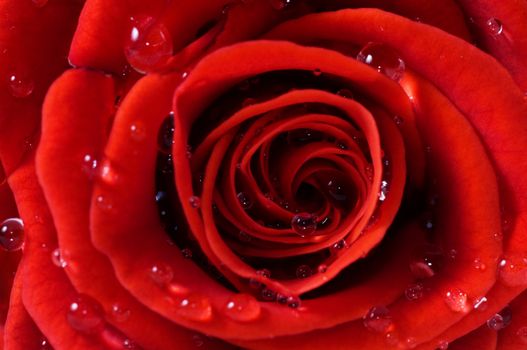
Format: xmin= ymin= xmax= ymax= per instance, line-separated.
xmin=149 ymin=262 xmax=174 ymax=286
xmin=473 ymin=296 xmax=488 ymax=311
xmin=81 ymin=154 xmax=99 ymax=178
xmin=444 ymin=288 xmax=469 ymax=313
xmin=51 ymin=248 xmax=69 ymax=268
xmin=498 ymin=254 xmax=527 ymax=286
xmin=296 ymin=265 xmax=313 ymax=279
xmin=317 ymin=264 xmax=328 ymax=273
xmin=332 ymin=239 xmax=347 ymax=251
xmin=269 ymin=0 xmax=293 ymax=10
xmin=100 ymin=326 xmax=138 ymax=349
xmin=96 ymin=195 xmax=113 ymax=211
xmin=312 ymin=68 xmax=322 ymax=76
xmin=493 ymin=231 xmax=503 ymax=241
xmin=0 ymin=218 xmax=24 ymax=251
xmin=260 ymin=288 xmax=277 ymax=301
xmin=487 ymin=306 xmax=512 ymax=331
xmin=39 ymin=336 xmax=52 ymax=349
xmin=32 ymin=0 xmax=48 ymax=8
xmin=473 ymin=258 xmax=487 ymax=271
xmin=291 ymin=213 xmax=317 ymax=236
xmin=286 ymin=295 xmax=301 ymax=309
xmin=8 ymin=72 xmax=34 ymax=98
xmin=189 ymin=196 xmax=201 ymax=208
xmin=516 ymin=326 xmax=527 ymax=344
xmin=181 ymin=248 xmax=193 ymax=259
xmin=224 ymin=293 xmax=261 ymax=322
xmin=378 ymin=180 xmax=389 ymax=201
xmin=177 ymin=294 xmax=212 ymax=322
xmin=393 ymin=115 xmax=404 ymax=125
xmin=405 ymin=337 xmax=417 ymax=349
xmin=385 ymin=332 xmax=398 ymax=346
xmin=130 ymin=122 xmax=146 ymax=141
xmin=327 ymin=179 xmax=348 ymax=202
xmin=110 ymin=303 xmax=131 ymax=323
xmin=486 ymin=18 xmax=503 ymax=36
xmin=67 ymin=294 xmax=105 ymax=334
xmin=237 ymin=192 xmax=253 ymax=210
xmin=357 ymin=42 xmax=405 ymax=81
xmin=437 ymin=340 xmax=449 ymax=349
xmin=98 ymin=159 xmax=119 ymax=185
xmin=158 ymin=114 xmax=174 ymax=154
xmin=409 ymin=260 xmax=435 ymax=279
xmin=405 ymin=283 xmax=424 ymax=301
xmin=124 ymin=16 xmax=173 ymax=73
xmin=336 ymin=88 xmax=353 ymax=99
xmin=363 ymin=306 xmax=392 ymax=333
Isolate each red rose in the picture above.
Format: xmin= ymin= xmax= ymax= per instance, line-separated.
xmin=1 ymin=0 xmax=527 ymax=349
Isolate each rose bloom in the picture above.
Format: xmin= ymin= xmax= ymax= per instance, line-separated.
xmin=0 ymin=0 xmax=527 ymax=349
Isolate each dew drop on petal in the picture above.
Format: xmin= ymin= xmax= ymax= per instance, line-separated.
xmin=385 ymin=332 xmax=398 ymax=346
xmin=437 ymin=340 xmax=449 ymax=349
xmin=409 ymin=260 xmax=435 ymax=279
xmin=177 ymin=294 xmax=212 ymax=322
xmin=363 ymin=306 xmax=393 ymax=333
xmin=189 ymin=196 xmax=201 ymax=209
xmin=378 ymin=180 xmax=389 ymax=201
xmin=487 ymin=306 xmax=512 ymax=331
xmin=291 ymin=213 xmax=317 ymax=236
xmin=51 ymin=248 xmax=69 ymax=268
xmin=0 ymin=218 xmax=24 ymax=251
xmin=312 ymin=68 xmax=322 ymax=77
xmin=224 ymin=293 xmax=261 ymax=322
xmin=181 ymin=248 xmax=193 ymax=259
xmin=8 ymin=72 xmax=34 ymax=98
xmin=486 ymin=18 xmax=503 ymax=35
xmin=357 ymin=42 xmax=405 ymax=81
xmin=444 ymin=288 xmax=469 ymax=313
xmin=81 ymin=154 xmax=99 ymax=178
xmin=296 ymin=265 xmax=313 ymax=279
xmin=336 ymin=88 xmax=354 ymax=99
xmin=317 ymin=264 xmax=328 ymax=273
xmin=516 ymin=326 xmax=527 ymax=344
xmin=331 ymin=239 xmax=347 ymax=252
xmin=237 ymin=192 xmax=253 ymax=210
xmin=110 ymin=303 xmax=131 ymax=323
xmin=269 ymin=0 xmax=293 ymax=10
xmin=260 ymin=288 xmax=277 ymax=301
xmin=498 ymin=254 xmax=527 ymax=286
xmin=96 ymin=195 xmax=113 ymax=211
xmin=473 ymin=257 xmax=487 ymax=271
xmin=124 ymin=16 xmax=173 ymax=73
xmin=405 ymin=337 xmax=417 ymax=349
xmin=405 ymin=283 xmax=424 ymax=301
xmin=473 ymin=296 xmax=488 ymax=311
xmin=39 ymin=336 xmax=52 ymax=349
xmin=286 ymin=295 xmax=301 ymax=309
xmin=149 ymin=262 xmax=174 ymax=286
xmin=67 ymin=294 xmax=105 ymax=334
xmin=130 ymin=122 xmax=146 ymax=141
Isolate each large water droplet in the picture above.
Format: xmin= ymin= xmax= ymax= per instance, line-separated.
xmin=498 ymin=254 xmax=527 ymax=286
xmin=487 ymin=306 xmax=512 ymax=330
xmin=149 ymin=262 xmax=174 ymax=286
xmin=124 ymin=16 xmax=173 ymax=73
xmin=67 ymin=294 xmax=105 ymax=334
xmin=291 ymin=213 xmax=317 ymax=236
xmin=0 ymin=218 xmax=24 ymax=251
xmin=177 ymin=294 xmax=212 ymax=322
xmin=363 ymin=306 xmax=393 ymax=333
xmin=224 ymin=294 xmax=261 ymax=322
xmin=8 ymin=72 xmax=34 ymax=98
xmin=409 ymin=260 xmax=435 ymax=279
xmin=486 ymin=18 xmax=503 ymax=35
xmin=444 ymin=288 xmax=469 ymax=313
xmin=357 ymin=42 xmax=405 ymax=81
